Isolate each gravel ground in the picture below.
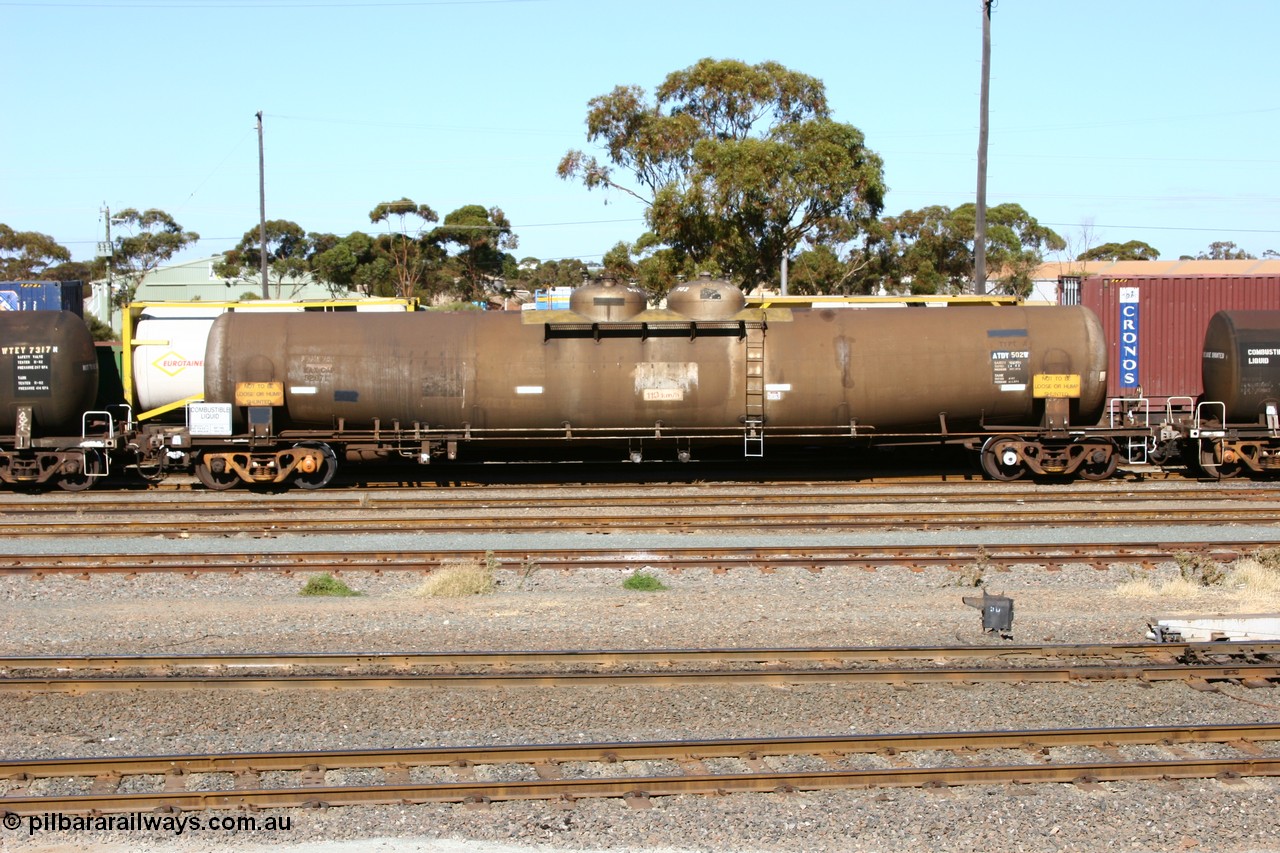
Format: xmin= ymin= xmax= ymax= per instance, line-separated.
xmin=1 ymin=550 xmax=1278 ymax=853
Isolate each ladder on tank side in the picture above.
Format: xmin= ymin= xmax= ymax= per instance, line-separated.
xmin=744 ymin=327 xmax=765 ymax=457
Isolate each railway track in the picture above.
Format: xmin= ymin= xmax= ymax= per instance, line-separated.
xmin=0 ymin=542 xmax=1263 ymax=577
xmin=3 ymin=480 xmax=1277 ymax=513
xmin=3 ymin=641 xmax=1275 ymax=674
xmin=1 ymin=481 xmax=1278 ymax=538
xmin=0 ymin=504 xmax=1278 ymax=536
xmin=3 ymin=724 xmax=1278 ymax=815
xmin=3 ymin=642 xmax=1276 ymax=693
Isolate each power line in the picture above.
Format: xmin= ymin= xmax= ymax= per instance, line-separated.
xmin=53 ymin=216 xmax=646 ymax=247
xmin=1043 ymin=222 xmax=1280 ymax=235
xmin=1 ymin=0 xmax=543 ymax=7
xmin=265 ymin=112 xmax=572 ymax=138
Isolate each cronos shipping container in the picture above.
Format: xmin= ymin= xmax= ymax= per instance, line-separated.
xmin=1082 ymin=275 xmax=1280 ymax=409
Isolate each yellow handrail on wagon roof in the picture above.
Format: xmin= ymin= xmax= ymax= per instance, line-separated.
xmin=747 ymin=294 xmax=1022 ymax=309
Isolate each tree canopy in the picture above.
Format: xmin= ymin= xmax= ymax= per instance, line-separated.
xmin=369 ymin=198 xmax=439 ymax=298
xmin=559 ymin=58 xmax=886 ymax=294
xmin=0 ymin=224 xmax=71 ymax=279
xmin=213 ymin=219 xmax=312 ymax=299
xmin=862 ymin=203 xmax=1065 ymax=297
xmin=1183 ymin=241 xmax=1256 ymax=261
xmin=310 ymin=230 xmax=394 ymax=298
xmin=210 ymin=201 xmax=518 ymax=304
xmin=109 ymin=208 xmax=199 ymax=306
xmin=430 ymin=205 xmax=518 ymax=302
xmin=1077 ymin=240 xmax=1159 ymax=262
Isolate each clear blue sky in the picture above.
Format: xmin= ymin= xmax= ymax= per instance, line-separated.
xmin=3 ymin=0 xmax=1278 ymax=270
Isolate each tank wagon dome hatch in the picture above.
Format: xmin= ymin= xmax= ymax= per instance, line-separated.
xmin=567 ymin=278 xmax=647 ymax=322
xmin=522 ymin=273 xmax=779 ymax=338
xmin=665 ymin=272 xmax=747 ymax=321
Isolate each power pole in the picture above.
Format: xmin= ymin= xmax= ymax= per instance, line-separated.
xmin=974 ymin=0 xmax=994 ymax=295
xmin=257 ymin=111 xmax=269 ymax=299
xmin=99 ymin=204 xmax=115 ymax=326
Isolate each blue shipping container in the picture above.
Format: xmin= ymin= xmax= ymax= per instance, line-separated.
xmin=0 ymin=281 xmax=84 ymax=316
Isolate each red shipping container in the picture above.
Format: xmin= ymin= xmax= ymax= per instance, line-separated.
xmin=1082 ymin=275 xmax=1280 ymax=410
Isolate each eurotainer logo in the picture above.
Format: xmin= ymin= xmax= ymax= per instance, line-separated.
xmin=152 ymin=351 xmax=203 ymax=378
xmin=1118 ymin=287 xmax=1140 ymax=389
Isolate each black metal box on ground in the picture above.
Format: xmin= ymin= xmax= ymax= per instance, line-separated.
xmin=963 ymin=592 xmax=1014 ymax=635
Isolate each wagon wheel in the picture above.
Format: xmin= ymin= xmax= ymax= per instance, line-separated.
xmin=134 ymin=461 xmax=167 ymax=483
xmin=980 ymin=436 xmax=1026 ymax=481
xmin=1198 ymin=442 xmax=1243 ymax=480
xmin=194 ymin=452 xmax=240 ymax=491
xmin=1200 ymin=460 xmax=1243 ymax=480
xmin=292 ymin=442 xmax=338 ymax=490
xmin=1076 ymin=442 xmax=1119 ymax=481
xmin=56 ymin=450 xmax=104 ymax=492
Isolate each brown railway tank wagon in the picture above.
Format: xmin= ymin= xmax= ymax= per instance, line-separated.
xmin=188 ymin=278 xmax=1130 ymax=489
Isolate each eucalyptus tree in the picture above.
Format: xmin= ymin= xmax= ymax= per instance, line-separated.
xmin=1077 ymin=240 xmax=1160 ymax=262
xmin=559 ymin=58 xmax=886 ymax=291
xmin=369 ymin=198 xmax=439 ymax=299
xmin=0 ymin=224 xmax=71 ymax=279
xmin=214 ymin=219 xmax=311 ymax=299
xmin=107 ymin=208 xmax=199 ymax=306
xmin=430 ymin=205 xmax=518 ymax=302
xmin=309 ymin=231 xmax=395 ymax=298
xmin=870 ymin=203 xmax=1064 ymax=297
xmin=1184 ymin=241 xmax=1256 ymax=261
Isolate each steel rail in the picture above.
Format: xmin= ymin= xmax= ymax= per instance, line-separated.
xmin=0 ymin=641 xmax=1273 ymax=674
xmin=2 ymin=504 xmax=1280 ymax=537
xmin=2 ymin=724 xmax=1278 ymax=814
xmin=4 ymin=723 xmax=1277 ymax=778
xmin=0 ymin=542 xmax=1258 ymax=576
xmin=3 ymin=663 xmax=1276 ymax=693
xmin=8 ymin=758 xmax=1277 ymax=814
xmin=3 ymin=483 xmax=1276 ymax=514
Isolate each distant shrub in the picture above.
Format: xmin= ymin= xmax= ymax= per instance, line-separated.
xmin=300 ymin=573 xmax=360 ymax=597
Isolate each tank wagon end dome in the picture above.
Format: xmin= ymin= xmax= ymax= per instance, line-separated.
xmin=0 ymin=311 xmax=98 ymax=434
xmin=1202 ymin=310 xmax=1280 ymax=421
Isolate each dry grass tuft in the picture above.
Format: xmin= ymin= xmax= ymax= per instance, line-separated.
xmin=1112 ymin=575 xmax=1206 ymax=601
xmin=1227 ymin=557 xmax=1280 ymax=610
xmin=413 ymin=559 xmax=495 ymax=598
xmin=1113 ymin=552 xmax=1280 ymax=610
